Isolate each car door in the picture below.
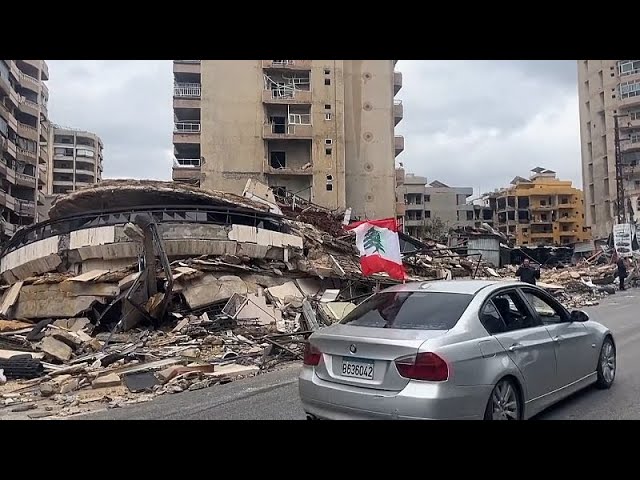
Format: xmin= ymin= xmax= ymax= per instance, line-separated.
xmin=486 ymin=289 xmax=558 ymax=403
xmin=519 ymin=287 xmax=595 ymax=388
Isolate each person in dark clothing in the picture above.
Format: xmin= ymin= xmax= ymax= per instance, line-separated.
xmin=516 ymin=258 xmax=541 ymax=285
xmin=617 ymin=257 xmax=628 ymax=291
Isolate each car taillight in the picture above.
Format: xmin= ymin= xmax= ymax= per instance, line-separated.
xmin=303 ymin=343 xmax=321 ymax=366
xmin=395 ymin=352 xmax=449 ymax=381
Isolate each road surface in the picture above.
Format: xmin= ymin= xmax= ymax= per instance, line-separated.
xmin=85 ymin=290 xmax=640 ymax=420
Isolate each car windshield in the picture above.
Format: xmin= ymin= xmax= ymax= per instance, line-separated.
xmin=340 ymin=291 xmax=474 ymax=330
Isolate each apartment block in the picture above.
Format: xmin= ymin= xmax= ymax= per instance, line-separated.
xmin=48 ymin=125 xmax=103 ymax=195
xmin=172 ymin=60 xmax=403 ymax=220
xmin=486 ymin=168 xmax=590 ymax=247
xmin=0 ymin=60 xmax=49 ymax=243
xmin=578 ymin=60 xmax=640 ymax=239
xmin=395 ymin=168 xmax=474 ymax=238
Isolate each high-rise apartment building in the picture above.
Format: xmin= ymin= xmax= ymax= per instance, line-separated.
xmin=48 ymin=125 xmax=103 ymax=194
xmin=0 ymin=60 xmax=49 ymax=243
xmin=172 ymin=60 xmax=404 ymax=220
xmin=578 ymin=60 xmax=640 ymax=240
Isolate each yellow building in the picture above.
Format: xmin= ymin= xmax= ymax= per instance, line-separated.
xmin=493 ymin=168 xmax=591 ymax=247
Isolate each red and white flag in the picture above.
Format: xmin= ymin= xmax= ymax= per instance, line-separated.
xmin=345 ymin=218 xmax=407 ymax=280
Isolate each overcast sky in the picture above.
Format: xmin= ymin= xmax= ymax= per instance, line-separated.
xmin=47 ymin=60 xmax=580 ymax=196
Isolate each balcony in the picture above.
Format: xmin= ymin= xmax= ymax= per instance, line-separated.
xmin=174 ymin=83 xmax=201 ymax=98
xmin=38 ymin=166 xmax=46 ymax=185
xmin=15 ymin=199 xmax=36 ymax=217
xmin=394 ymin=100 xmax=403 ymax=126
xmin=40 ymin=119 xmax=49 ymax=136
xmin=394 ymin=71 xmax=403 ymax=95
xmin=0 ymin=101 xmax=18 ymax=131
xmin=621 ymin=139 xmax=640 ymax=153
xmin=19 ymin=72 xmax=40 ymax=92
xmin=17 ymin=122 xmax=39 ymax=142
xmin=262 ymin=89 xmax=312 ymax=105
xmin=405 ymin=218 xmax=424 ymax=227
xmin=16 ymin=172 xmax=36 ymax=188
xmin=559 ymin=231 xmax=578 ymax=236
xmin=262 ymin=60 xmax=312 ymax=71
xmin=618 ymin=116 xmax=640 ymax=130
xmin=18 ymin=97 xmax=39 ymax=118
xmin=172 ymin=164 xmax=201 ymax=182
xmin=265 ymin=162 xmax=313 ymax=176
xmin=17 ymin=147 xmax=37 ymax=164
xmin=619 ymin=94 xmax=640 ymax=109
xmin=173 ymin=122 xmax=201 ymax=144
xmin=394 ymin=135 xmax=404 ymax=156
xmin=531 ymin=204 xmax=554 ymax=211
xmin=41 ymin=61 xmax=49 ymax=81
xmin=557 ymin=203 xmax=579 ymax=209
xmin=173 ymin=83 xmax=201 ymax=109
xmin=558 ymin=216 xmax=578 ymax=222
xmin=262 ymin=123 xmax=312 ymax=140
xmin=75 ymin=167 xmax=96 ymax=178
xmin=37 ymin=190 xmax=45 ymax=205
xmin=0 ymin=74 xmax=11 ymax=97
xmin=173 ymin=61 xmax=201 ymax=75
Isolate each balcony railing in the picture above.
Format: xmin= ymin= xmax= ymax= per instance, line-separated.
xmin=174 ymin=83 xmax=201 ymax=98
xmin=16 ymin=172 xmax=36 ymax=186
xmin=174 ymin=158 xmax=201 ymax=167
xmin=174 ymin=122 xmax=201 ymax=133
xmin=22 ymin=98 xmax=39 ymax=110
xmin=17 ymin=147 xmax=36 ymax=160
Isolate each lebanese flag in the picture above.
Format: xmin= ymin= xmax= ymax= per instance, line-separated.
xmin=345 ymin=218 xmax=407 ymax=280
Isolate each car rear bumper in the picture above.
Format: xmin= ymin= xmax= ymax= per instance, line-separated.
xmin=299 ymin=366 xmax=491 ymax=420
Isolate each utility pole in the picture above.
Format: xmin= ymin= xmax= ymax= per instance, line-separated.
xmin=614 ymin=114 xmax=626 ymax=224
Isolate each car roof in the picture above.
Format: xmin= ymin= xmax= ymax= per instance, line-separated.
xmin=383 ymin=279 xmax=530 ymax=295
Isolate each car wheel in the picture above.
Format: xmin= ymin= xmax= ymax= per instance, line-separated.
xmin=595 ymin=337 xmax=616 ymax=389
xmin=484 ymin=378 xmax=521 ymax=420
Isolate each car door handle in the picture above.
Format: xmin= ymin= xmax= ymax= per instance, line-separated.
xmin=508 ymin=343 xmax=522 ymax=352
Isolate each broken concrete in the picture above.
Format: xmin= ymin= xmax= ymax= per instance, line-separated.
xmin=41 ymin=337 xmax=73 ymax=362
xmin=178 ymin=274 xmax=248 ymax=309
xmin=92 ymin=373 xmax=121 ymax=389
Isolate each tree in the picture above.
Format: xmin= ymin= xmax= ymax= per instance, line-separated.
xmin=418 ymin=217 xmax=451 ymax=242
xmin=364 ymin=227 xmax=385 ymax=254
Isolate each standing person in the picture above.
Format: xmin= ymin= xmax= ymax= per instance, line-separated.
xmin=617 ymin=256 xmax=628 ymax=291
xmin=516 ymin=258 xmax=541 ymax=285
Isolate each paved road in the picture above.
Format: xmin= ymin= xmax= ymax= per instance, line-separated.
xmin=85 ymin=290 xmax=640 ymax=420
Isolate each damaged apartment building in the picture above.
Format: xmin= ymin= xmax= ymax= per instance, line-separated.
xmin=480 ymin=168 xmax=592 ymax=247
xmin=171 ymin=60 xmax=405 ymax=220
xmin=395 ymin=166 xmax=477 ymax=237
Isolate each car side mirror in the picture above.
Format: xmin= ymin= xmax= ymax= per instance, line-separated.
xmin=570 ymin=310 xmax=589 ymax=322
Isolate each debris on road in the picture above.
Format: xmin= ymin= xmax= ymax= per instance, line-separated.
xmin=0 ymin=179 xmax=634 ymax=418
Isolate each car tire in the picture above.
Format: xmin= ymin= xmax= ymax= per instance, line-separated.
xmin=484 ymin=378 xmax=522 ymax=420
xmin=595 ymin=337 xmax=616 ymax=390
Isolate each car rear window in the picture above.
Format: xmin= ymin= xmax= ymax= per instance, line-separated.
xmin=340 ymin=291 xmax=474 ymax=330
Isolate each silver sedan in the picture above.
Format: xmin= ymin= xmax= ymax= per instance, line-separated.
xmin=299 ymin=280 xmax=616 ymax=420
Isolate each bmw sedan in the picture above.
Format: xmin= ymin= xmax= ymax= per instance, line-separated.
xmin=299 ymin=280 xmax=616 ymax=420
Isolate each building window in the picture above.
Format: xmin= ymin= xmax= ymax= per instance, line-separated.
xmin=629 ymin=110 xmax=640 ymax=121
xmin=425 ymin=210 xmax=431 ymax=219
xmin=270 ymin=151 xmax=286 ymax=169
xmin=630 ymin=130 xmax=640 ymax=144
xmin=325 ymin=104 xmax=331 ymax=110
xmin=424 ymin=195 xmax=430 ymax=202
xmin=618 ymin=60 xmax=640 ymax=77
xmin=324 ymin=78 xmax=331 ymax=86
xmin=325 ymin=139 xmax=332 ymax=145
xmin=324 ymin=69 xmax=331 ymax=75
xmin=619 ymin=79 xmax=640 ymax=99
xmin=326 ymin=184 xmax=333 ymax=191
xmin=325 ymin=147 xmax=332 ymax=155
xmin=466 ymin=211 xmax=474 ymax=221
xmin=325 ymin=113 xmax=332 ymax=121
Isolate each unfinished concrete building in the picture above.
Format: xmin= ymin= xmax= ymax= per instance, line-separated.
xmin=485 ymin=168 xmax=591 ymax=247
xmin=0 ymin=60 xmax=50 ymax=244
xmin=172 ymin=60 xmax=404 ymax=220
xmin=578 ymin=60 xmax=640 ymax=239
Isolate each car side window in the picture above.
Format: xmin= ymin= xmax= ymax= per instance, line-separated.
xmin=489 ymin=291 xmax=539 ymax=332
xmin=479 ymin=300 xmax=507 ymax=334
xmin=522 ymin=289 xmax=567 ymax=325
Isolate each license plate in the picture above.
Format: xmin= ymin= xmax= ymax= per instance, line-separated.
xmin=341 ymin=358 xmax=374 ymax=380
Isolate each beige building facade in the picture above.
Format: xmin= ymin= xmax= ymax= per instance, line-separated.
xmin=0 ymin=60 xmax=50 ymax=243
xmin=48 ymin=125 xmax=103 ymax=195
xmin=578 ymin=60 xmax=640 ymax=240
xmin=172 ymin=60 xmax=404 ymax=220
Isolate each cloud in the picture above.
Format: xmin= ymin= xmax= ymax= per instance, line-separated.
xmin=395 ymin=60 xmax=580 ymax=196
xmin=46 ymin=60 xmax=581 ymax=197
xmin=47 ymin=60 xmax=174 ymax=180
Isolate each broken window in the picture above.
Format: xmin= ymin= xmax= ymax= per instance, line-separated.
xmin=264 ymin=72 xmax=310 ymax=99
xmin=269 ymin=116 xmax=286 ymax=134
xmin=466 ymin=211 xmax=474 ymax=221
xmin=270 ymin=151 xmax=286 ymax=169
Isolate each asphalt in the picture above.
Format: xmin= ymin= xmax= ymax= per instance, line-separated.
xmin=83 ymin=289 xmax=640 ymax=420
